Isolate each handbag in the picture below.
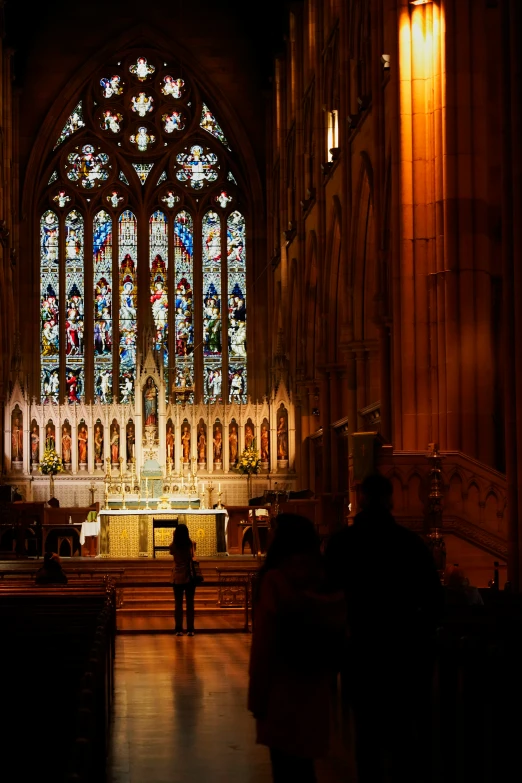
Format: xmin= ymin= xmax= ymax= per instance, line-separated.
xmin=190 ymin=558 xmax=204 ymax=586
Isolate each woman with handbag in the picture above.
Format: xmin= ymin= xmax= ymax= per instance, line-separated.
xmin=169 ymin=523 xmax=197 ymax=636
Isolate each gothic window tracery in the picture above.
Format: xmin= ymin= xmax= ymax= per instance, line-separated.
xmin=38 ymin=49 xmax=247 ymax=406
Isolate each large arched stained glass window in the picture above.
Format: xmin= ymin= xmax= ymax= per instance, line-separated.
xmin=94 ymin=210 xmax=113 ymax=403
xmin=119 ymin=210 xmax=138 ymax=403
xmin=38 ymin=51 xmax=248 ymax=407
xmin=40 ymin=210 xmax=60 ymax=403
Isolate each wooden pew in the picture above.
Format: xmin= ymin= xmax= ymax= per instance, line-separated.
xmin=0 ymin=583 xmax=116 ymax=783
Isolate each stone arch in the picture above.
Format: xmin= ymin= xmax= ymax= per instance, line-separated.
xmin=484 ymin=491 xmax=499 ymax=532
xmin=448 ymin=472 xmax=463 ymax=514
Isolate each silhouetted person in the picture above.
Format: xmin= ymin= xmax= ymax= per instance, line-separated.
xmin=325 ymin=473 xmax=444 ymax=783
xmin=35 ymin=551 xmax=68 ymax=585
xmin=248 ymin=513 xmax=346 ymax=783
xmin=47 ymin=496 xmax=60 ymax=508
xmin=169 ymin=523 xmax=197 ymax=636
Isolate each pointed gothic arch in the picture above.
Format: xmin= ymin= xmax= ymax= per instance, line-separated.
xmin=28 ymin=39 xmax=258 ymax=407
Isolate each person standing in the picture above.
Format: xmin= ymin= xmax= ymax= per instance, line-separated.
xmin=325 ymin=472 xmax=444 ymax=783
xmin=169 ymin=524 xmax=197 ymax=636
xmin=248 ymin=513 xmax=346 ymax=783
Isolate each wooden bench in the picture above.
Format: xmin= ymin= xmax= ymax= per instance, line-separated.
xmin=0 ymin=585 xmax=116 ymax=782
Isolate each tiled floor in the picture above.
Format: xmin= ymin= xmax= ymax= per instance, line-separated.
xmin=108 ymin=632 xmax=356 ymax=783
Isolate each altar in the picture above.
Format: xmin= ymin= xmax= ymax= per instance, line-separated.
xmin=98 ymin=508 xmax=227 ymax=558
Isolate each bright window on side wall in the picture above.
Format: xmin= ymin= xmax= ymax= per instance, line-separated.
xmin=38 ymin=51 xmax=248 ymax=406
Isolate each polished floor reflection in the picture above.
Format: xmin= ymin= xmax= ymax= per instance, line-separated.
xmin=108 ymin=633 xmax=355 ymax=783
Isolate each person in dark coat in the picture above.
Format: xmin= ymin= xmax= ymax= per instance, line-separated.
xmin=35 ymin=551 xmax=68 ymax=585
xmin=325 ymin=472 xmax=444 ymax=783
xmin=248 ymin=513 xmax=346 ymax=783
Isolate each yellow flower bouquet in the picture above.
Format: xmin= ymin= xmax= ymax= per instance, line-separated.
xmin=40 ymin=446 xmax=64 ymax=476
xmin=237 ymin=444 xmax=261 ymax=475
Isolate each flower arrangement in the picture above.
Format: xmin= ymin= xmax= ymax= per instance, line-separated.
xmin=39 ymin=446 xmax=64 ymax=476
xmin=237 ymin=444 xmax=261 ymax=475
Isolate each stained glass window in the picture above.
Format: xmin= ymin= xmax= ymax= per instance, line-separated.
xmin=94 ymin=210 xmax=113 ymax=403
xmin=149 ymin=211 xmax=169 ymax=390
xmin=119 ymin=210 xmax=138 ymax=403
xmin=54 ymin=101 xmax=85 ymax=150
xmin=202 ymin=211 xmax=222 ymax=403
xmin=132 ymin=162 xmax=154 ymax=184
xmin=200 ymin=103 xmax=230 ymax=149
xmin=100 ymin=75 xmax=123 ymax=98
xmin=129 ymin=126 xmax=156 ymax=152
xmin=161 ymin=76 xmax=185 ymax=98
xmin=100 ymin=110 xmax=123 ymax=133
xmin=40 ymin=211 xmax=60 ymax=403
xmin=39 ymin=51 xmax=249 ymax=411
xmin=176 ymin=145 xmax=219 ymax=190
xmin=162 ymin=110 xmax=185 ymax=133
xmin=65 ymin=210 xmax=85 ymax=402
xmin=131 ymin=93 xmax=154 ymax=117
xmin=66 ymin=143 xmax=110 ymax=189
xmin=227 ymin=212 xmax=247 ymax=403
xmin=174 ymin=211 xmax=194 ymax=403
xmin=129 ymin=56 xmax=155 ymax=81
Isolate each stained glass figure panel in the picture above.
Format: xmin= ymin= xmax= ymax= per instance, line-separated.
xmin=65 ymin=210 xmax=85 ymax=401
xmin=161 ymin=76 xmax=185 ymax=98
xmin=227 ymin=211 xmax=247 ymax=403
xmin=54 ymin=101 xmax=86 ymax=150
xmin=94 ymin=210 xmax=113 ymax=403
xmin=66 ymin=144 xmax=110 ymax=189
xmin=149 ymin=211 xmax=169 ymax=390
xmin=131 ymin=93 xmax=154 ymax=117
xmin=200 ymin=103 xmax=230 ymax=149
xmin=174 ymin=211 xmax=194 ymax=404
xmin=129 ymin=56 xmax=155 ymax=81
xmin=100 ymin=75 xmax=123 ymax=98
xmin=162 ymin=111 xmax=185 ymax=133
xmin=176 ymin=145 xmax=219 ymax=190
xmin=119 ymin=210 xmax=138 ymax=403
xmin=132 ymin=163 xmax=154 ymax=184
xmin=40 ymin=210 xmax=60 ymax=403
xmin=100 ymin=110 xmax=123 ymax=133
xmin=129 ymin=126 xmax=156 ymax=152
xmin=202 ymin=211 xmax=222 ymax=403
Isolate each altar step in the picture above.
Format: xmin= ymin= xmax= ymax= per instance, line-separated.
xmin=114 ymin=555 xmax=260 ymax=628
